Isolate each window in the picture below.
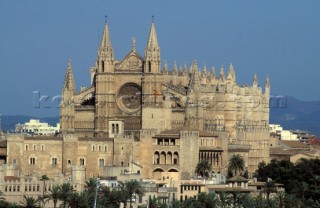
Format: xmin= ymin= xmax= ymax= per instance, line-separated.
xmin=52 ymin=158 xmax=57 ymax=165
xmin=68 ymin=160 xmax=71 ymax=165
xmin=98 ymin=145 xmax=101 ymax=151
xmin=80 ymin=158 xmax=85 ymax=166
xmin=92 ymin=145 xmax=95 ymax=152
xmin=25 ymin=145 xmax=29 ymax=151
xmin=41 ymin=145 xmax=45 ymax=151
xmin=30 ymin=157 xmax=35 ymax=165
xmin=99 ymin=159 xmax=104 ymax=167
xmin=13 ymin=159 xmax=16 ymax=164
xmin=104 ymin=146 xmax=108 ymax=152
xmin=33 ymin=145 xmax=37 ymax=151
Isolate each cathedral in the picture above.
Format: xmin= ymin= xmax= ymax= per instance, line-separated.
xmin=6 ymin=20 xmax=270 ymax=183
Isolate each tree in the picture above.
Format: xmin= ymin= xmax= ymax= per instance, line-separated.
xmin=228 ymin=154 xmax=245 ymax=177
xmin=197 ymin=192 xmax=218 ymax=208
xmin=78 ymin=190 xmax=94 ymax=208
xmin=19 ymin=196 xmax=40 ymax=208
xmin=39 ymin=175 xmax=49 ymax=208
xmin=217 ymin=192 xmax=232 ymax=208
xmin=84 ymin=178 xmax=98 ymax=193
xmin=263 ymin=180 xmax=277 ymax=204
xmin=195 ymin=160 xmax=212 ymax=178
xmin=58 ymin=183 xmax=74 ymax=208
xmin=47 ymin=185 xmax=60 ymax=208
xmin=293 ymin=181 xmax=309 ymax=207
xmin=124 ymin=180 xmax=144 ymax=208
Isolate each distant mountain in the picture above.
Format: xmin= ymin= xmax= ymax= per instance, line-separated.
xmin=270 ymin=96 xmax=320 ymax=136
xmin=1 ymin=115 xmax=59 ymax=132
xmin=1 ymin=96 xmax=319 ymax=136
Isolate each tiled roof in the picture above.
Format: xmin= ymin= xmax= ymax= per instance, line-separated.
xmin=279 ymin=140 xmax=309 ymax=149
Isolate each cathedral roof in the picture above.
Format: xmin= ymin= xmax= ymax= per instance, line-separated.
xmin=156 ymin=127 xmax=217 ymax=138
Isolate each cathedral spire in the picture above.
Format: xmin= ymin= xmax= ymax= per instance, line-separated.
xmin=99 ymin=19 xmax=113 ymax=52
xmin=203 ymin=64 xmax=207 ymax=77
xmin=220 ymin=65 xmax=225 ymax=79
xmin=183 ymin=63 xmax=188 ymax=76
xmin=266 ymin=76 xmax=270 ymax=88
xmin=146 ymin=21 xmax=159 ymax=50
xmin=63 ymin=58 xmax=75 ymax=91
xmin=227 ymin=63 xmax=236 ymax=82
xmin=253 ymin=74 xmax=258 ymax=86
xmin=144 ymin=20 xmax=160 ymax=73
xmin=97 ymin=18 xmax=114 ymax=73
xmin=211 ymin=66 xmax=216 ymax=78
xmin=173 ymin=61 xmax=178 ymax=75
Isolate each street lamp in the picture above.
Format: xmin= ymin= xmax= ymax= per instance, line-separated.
xmin=93 ymin=179 xmax=100 ymax=208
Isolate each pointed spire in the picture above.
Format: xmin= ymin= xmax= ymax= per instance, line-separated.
xmin=266 ymin=76 xmax=270 ymax=88
xmin=163 ymin=61 xmax=168 ymax=74
xmin=146 ymin=21 xmax=159 ymax=51
xmin=189 ymin=61 xmax=200 ymax=92
xmin=203 ymin=64 xmax=207 ymax=77
xmin=183 ymin=63 xmax=188 ymax=76
xmin=211 ymin=66 xmax=216 ymax=78
xmin=99 ymin=20 xmax=113 ymax=52
xmin=220 ymin=65 xmax=225 ymax=79
xmin=227 ymin=63 xmax=236 ymax=82
xmin=63 ymin=58 xmax=75 ymax=90
xmin=179 ymin=65 xmax=183 ymax=74
xmin=253 ymin=74 xmax=258 ymax=86
xmin=173 ymin=61 xmax=178 ymax=75
xmin=132 ymin=37 xmax=136 ymax=52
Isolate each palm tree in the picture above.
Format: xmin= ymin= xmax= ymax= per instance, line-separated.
xmin=84 ymin=178 xmax=98 ymax=193
xmin=228 ymin=154 xmax=245 ymax=177
xmin=276 ymin=191 xmax=286 ymax=208
xmin=19 ymin=196 xmax=40 ymax=208
xmin=195 ymin=160 xmax=212 ymax=178
xmin=263 ymin=180 xmax=277 ymax=204
xmin=39 ymin=175 xmax=49 ymax=208
xmin=293 ymin=181 xmax=309 ymax=207
xmin=47 ymin=185 xmax=60 ymax=208
xmin=58 ymin=183 xmax=74 ymax=208
xmin=124 ymin=180 xmax=144 ymax=208
xmin=217 ymin=192 xmax=232 ymax=208
xmin=78 ymin=190 xmax=94 ymax=208
xmin=197 ymin=192 xmax=218 ymax=208
xmin=239 ymin=193 xmax=255 ymax=208
xmin=66 ymin=191 xmax=80 ymax=208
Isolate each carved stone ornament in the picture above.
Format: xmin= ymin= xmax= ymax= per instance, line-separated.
xmin=117 ymin=83 xmax=141 ymax=114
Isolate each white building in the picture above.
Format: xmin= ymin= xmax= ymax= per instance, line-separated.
xmin=15 ymin=119 xmax=60 ymax=135
xmin=269 ymin=124 xmax=298 ymax=140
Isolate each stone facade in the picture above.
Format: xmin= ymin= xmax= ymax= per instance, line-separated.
xmin=5 ymin=20 xmax=270 ymax=184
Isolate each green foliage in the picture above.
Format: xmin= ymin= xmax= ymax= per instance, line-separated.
xmin=255 ymin=158 xmax=320 ymax=202
xmin=195 ymin=160 xmax=212 ymax=178
xmin=228 ymin=154 xmax=245 ymax=177
xmin=19 ymin=196 xmax=40 ymax=208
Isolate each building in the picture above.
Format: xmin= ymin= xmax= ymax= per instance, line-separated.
xmin=269 ymin=124 xmax=298 ymax=140
xmin=3 ymin=19 xmax=270 ymax=203
xmin=15 ymin=119 xmax=60 ymax=136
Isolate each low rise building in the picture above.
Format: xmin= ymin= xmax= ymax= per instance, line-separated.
xmin=15 ymin=119 xmax=60 ymax=136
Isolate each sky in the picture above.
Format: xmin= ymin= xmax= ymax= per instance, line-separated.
xmin=0 ymin=0 xmax=319 ymax=117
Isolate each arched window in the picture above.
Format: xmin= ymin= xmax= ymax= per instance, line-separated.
xmin=41 ymin=145 xmax=45 ymax=151
xmin=80 ymin=158 xmax=85 ymax=166
xmin=154 ymin=151 xmax=160 ymax=164
xmin=25 ymin=145 xmax=29 ymax=151
xmin=173 ymin=152 xmax=179 ymax=165
xmin=30 ymin=157 xmax=36 ymax=165
xmin=92 ymin=145 xmax=95 ymax=152
xmin=104 ymin=146 xmax=108 ymax=152
xmin=98 ymin=145 xmax=101 ymax=151
xmin=52 ymin=157 xmax=58 ymax=165
xmin=33 ymin=145 xmax=37 ymax=151
xmin=99 ymin=159 xmax=104 ymax=167
xmin=13 ymin=159 xmax=16 ymax=164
